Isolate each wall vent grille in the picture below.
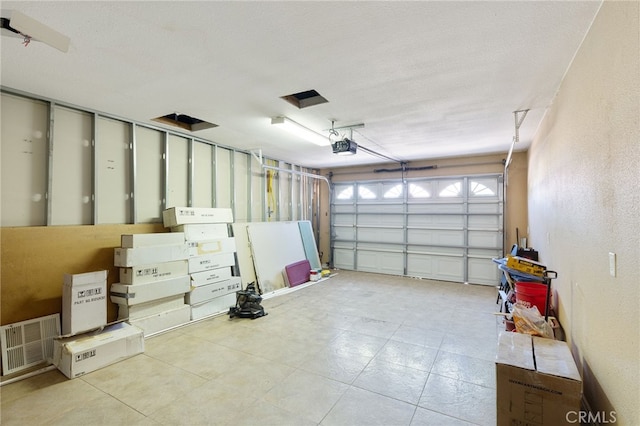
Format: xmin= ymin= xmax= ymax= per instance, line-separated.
xmin=1 ymin=314 xmax=60 ymax=375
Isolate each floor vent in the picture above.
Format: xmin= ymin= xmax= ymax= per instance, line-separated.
xmin=1 ymin=314 xmax=60 ymax=376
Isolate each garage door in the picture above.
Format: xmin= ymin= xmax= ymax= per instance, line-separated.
xmin=331 ymin=175 xmax=503 ymax=285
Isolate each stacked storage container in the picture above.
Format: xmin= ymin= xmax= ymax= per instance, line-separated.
xmin=55 ymin=270 xmax=145 ymax=379
xmin=111 ymin=232 xmax=191 ymax=336
xmin=162 ymin=207 xmax=241 ymax=320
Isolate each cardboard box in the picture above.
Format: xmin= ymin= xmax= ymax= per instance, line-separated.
xmin=129 ymin=305 xmax=191 ymax=336
xmin=188 ymin=252 xmax=236 ymax=274
xmin=496 ymin=332 xmax=582 ymax=426
xmin=119 ymin=260 xmax=189 ymax=285
xmin=117 ymin=295 xmax=186 ymax=321
xmin=171 ymin=223 xmax=229 ymax=241
xmin=187 ymin=237 xmax=236 ymax=257
xmin=121 ymin=232 xmax=185 ymax=248
xmin=190 ymin=267 xmax=233 ymax=287
xmin=52 ymin=322 xmax=144 ymax=379
xmin=506 ymin=255 xmax=546 ymax=277
xmin=190 ymin=293 xmax=236 ymax=321
xmin=114 ymin=244 xmax=189 ymax=267
xmin=64 ymin=270 xmax=108 ymax=286
xmin=186 ymin=277 xmax=242 ymax=305
xmin=62 ymin=271 xmax=108 ymax=335
xmin=110 ymin=275 xmax=190 ymax=306
xmin=162 ymin=207 xmax=233 ymax=228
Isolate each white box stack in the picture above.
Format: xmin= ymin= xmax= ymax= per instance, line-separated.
xmin=164 ymin=207 xmax=241 ymax=320
xmin=111 ymin=232 xmax=191 ymax=336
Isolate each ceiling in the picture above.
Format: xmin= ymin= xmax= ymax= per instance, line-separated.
xmin=0 ymin=1 xmax=601 ymax=169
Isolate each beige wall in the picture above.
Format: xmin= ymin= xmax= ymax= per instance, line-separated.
xmin=528 ymin=2 xmax=639 ymax=424
xmin=317 ymin=151 xmax=529 ymax=267
xmin=1 ymin=224 xmax=165 ymax=325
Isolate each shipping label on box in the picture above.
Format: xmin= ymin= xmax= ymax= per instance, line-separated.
xmin=496 ymin=332 xmax=582 ymax=426
xmin=186 ymin=277 xmax=242 ymax=305
xmin=62 ymin=272 xmax=108 ymax=336
xmin=110 ymin=275 xmax=190 ymax=306
xmin=52 ymin=322 xmax=144 ymax=379
xmin=171 ymin=224 xmax=229 ymax=241
xmin=163 ymin=207 xmax=233 ymax=228
xmin=114 ymin=244 xmax=189 ymax=267
xmin=188 ymin=252 xmax=235 ymax=274
xmin=187 ymin=237 xmax=236 ymax=257
xmin=121 ymin=232 xmax=185 ymax=248
xmin=190 ymin=267 xmax=233 ymax=287
xmin=119 ymin=260 xmax=188 ymax=285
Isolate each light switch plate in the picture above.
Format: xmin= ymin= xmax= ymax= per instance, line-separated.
xmin=608 ymin=252 xmax=616 ymax=277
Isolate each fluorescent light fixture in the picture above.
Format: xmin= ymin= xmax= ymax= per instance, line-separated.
xmin=271 ymin=116 xmax=330 ymax=146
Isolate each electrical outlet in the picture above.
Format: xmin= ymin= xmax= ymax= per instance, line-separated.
xmin=608 ymin=252 xmax=616 ymax=277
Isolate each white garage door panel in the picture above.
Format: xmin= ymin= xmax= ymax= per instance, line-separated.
xmin=469 ymin=215 xmax=500 ymax=227
xmin=358 ymin=204 xmax=404 ymax=214
xmin=359 ymin=214 xmax=404 ymax=226
xmin=407 ymin=229 xmax=464 ymax=246
xmin=359 ymin=227 xmax=404 ymax=244
xmin=406 ymin=253 xmax=464 ymax=281
xmin=357 ymin=250 xmax=404 ymax=275
xmin=333 ymin=247 xmax=355 ymax=269
xmin=468 ymin=231 xmax=501 ymax=248
xmin=468 ymin=203 xmax=501 ymax=214
xmin=408 ymin=214 xmax=464 ymax=227
xmin=408 ymin=204 xmax=465 ymax=214
xmin=468 ymin=257 xmax=500 ymax=285
xmin=333 ymin=226 xmax=355 ymax=240
xmin=333 ymin=205 xmax=355 ymax=213
xmin=333 ymin=214 xmax=355 ymax=226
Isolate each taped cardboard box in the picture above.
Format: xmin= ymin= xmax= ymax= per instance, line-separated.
xmin=62 ymin=270 xmax=108 ymax=335
xmin=119 ymin=260 xmax=189 ymax=285
xmin=186 ymin=277 xmax=242 ymax=305
xmin=52 ymin=322 xmax=144 ymax=379
xmin=190 ymin=267 xmax=233 ymax=287
xmin=171 ymin=223 xmax=229 ymax=241
xmin=190 ymin=293 xmax=236 ymax=321
xmin=114 ymin=244 xmax=189 ymax=267
xmin=129 ymin=305 xmax=191 ymax=336
xmin=110 ymin=275 xmax=190 ymax=306
xmin=117 ymin=295 xmax=187 ymax=321
xmin=188 ymin=252 xmax=235 ymax=274
xmin=187 ymin=237 xmax=236 ymax=257
xmin=162 ymin=207 xmax=233 ymax=227
xmin=121 ymin=232 xmax=185 ymax=248
xmin=496 ymin=332 xmax=582 ymax=426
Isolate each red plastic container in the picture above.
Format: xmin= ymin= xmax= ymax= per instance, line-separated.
xmin=515 ymin=281 xmax=549 ymax=316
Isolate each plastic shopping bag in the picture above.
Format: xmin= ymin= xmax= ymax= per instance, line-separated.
xmin=511 ymin=301 xmax=554 ymax=339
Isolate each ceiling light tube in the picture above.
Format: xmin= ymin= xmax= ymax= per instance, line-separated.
xmin=271 ymin=116 xmax=330 ymax=146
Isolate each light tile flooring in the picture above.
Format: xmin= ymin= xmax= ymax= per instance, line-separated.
xmin=1 ymin=270 xmax=503 ymax=425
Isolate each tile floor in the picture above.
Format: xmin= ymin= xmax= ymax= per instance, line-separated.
xmin=1 ymin=270 xmax=503 ymax=425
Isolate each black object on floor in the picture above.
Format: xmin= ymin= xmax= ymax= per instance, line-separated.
xmin=228 ymin=282 xmax=268 ymax=319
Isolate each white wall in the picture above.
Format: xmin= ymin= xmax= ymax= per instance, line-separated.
xmin=528 ymin=2 xmax=639 ymax=424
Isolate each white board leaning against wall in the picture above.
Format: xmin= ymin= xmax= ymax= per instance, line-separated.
xmin=232 ymin=221 xmax=320 ymax=294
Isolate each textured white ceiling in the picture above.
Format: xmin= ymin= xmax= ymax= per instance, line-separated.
xmin=0 ymin=1 xmax=601 ymax=168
